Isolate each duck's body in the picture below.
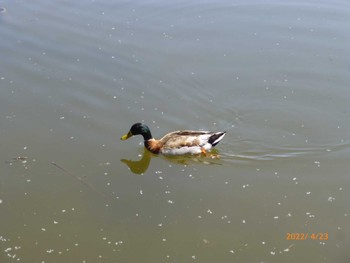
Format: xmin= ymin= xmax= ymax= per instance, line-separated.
xmin=121 ymin=123 xmax=226 ymax=155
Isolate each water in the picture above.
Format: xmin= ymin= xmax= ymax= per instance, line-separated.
xmin=1 ymin=0 xmax=350 ymax=262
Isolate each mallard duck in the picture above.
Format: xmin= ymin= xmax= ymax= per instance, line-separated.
xmin=121 ymin=123 xmax=226 ymax=155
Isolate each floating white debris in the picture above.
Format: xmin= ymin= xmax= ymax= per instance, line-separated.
xmin=207 ymin=209 xmax=213 ymax=214
xmin=293 ymin=177 xmax=298 ymax=184
xmin=327 ymin=196 xmax=335 ymax=202
xmin=306 ymin=212 xmax=315 ymax=218
xmin=229 ymin=250 xmax=235 ymax=254
xmin=273 ymin=216 xmax=279 ymax=219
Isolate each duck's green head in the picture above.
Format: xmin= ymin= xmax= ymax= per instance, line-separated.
xmin=120 ymin=123 xmax=153 ymax=141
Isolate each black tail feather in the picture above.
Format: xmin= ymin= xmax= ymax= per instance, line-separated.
xmin=208 ymin=132 xmax=226 ymax=147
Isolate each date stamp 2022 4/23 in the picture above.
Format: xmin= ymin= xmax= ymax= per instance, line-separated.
xmin=286 ymin=233 xmax=329 ymax=241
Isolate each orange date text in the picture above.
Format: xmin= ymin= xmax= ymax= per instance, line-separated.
xmin=286 ymin=233 xmax=328 ymax=241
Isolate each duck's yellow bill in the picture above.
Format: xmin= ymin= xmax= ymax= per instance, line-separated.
xmin=120 ymin=131 xmax=133 ymax=140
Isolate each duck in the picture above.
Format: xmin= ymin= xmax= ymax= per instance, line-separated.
xmin=120 ymin=123 xmax=226 ymax=155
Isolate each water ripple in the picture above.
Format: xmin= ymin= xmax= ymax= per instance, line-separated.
xmin=222 ymin=140 xmax=350 ymax=163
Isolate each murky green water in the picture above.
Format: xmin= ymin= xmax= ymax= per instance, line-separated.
xmin=1 ymin=0 xmax=350 ymax=262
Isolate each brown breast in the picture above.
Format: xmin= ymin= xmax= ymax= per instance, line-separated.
xmin=145 ymin=139 xmax=162 ymax=154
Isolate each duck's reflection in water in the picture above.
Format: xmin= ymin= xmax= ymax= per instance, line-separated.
xmin=121 ymin=148 xmax=222 ymax=175
xmin=121 ymin=148 xmax=153 ymax=174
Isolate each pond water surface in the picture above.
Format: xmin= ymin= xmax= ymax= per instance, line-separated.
xmin=1 ymin=0 xmax=350 ymax=262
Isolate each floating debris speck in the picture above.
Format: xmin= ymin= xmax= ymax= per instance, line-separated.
xmin=327 ymin=196 xmax=335 ymax=202
xmin=306 ymin=212 xmax=315 ymax=218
